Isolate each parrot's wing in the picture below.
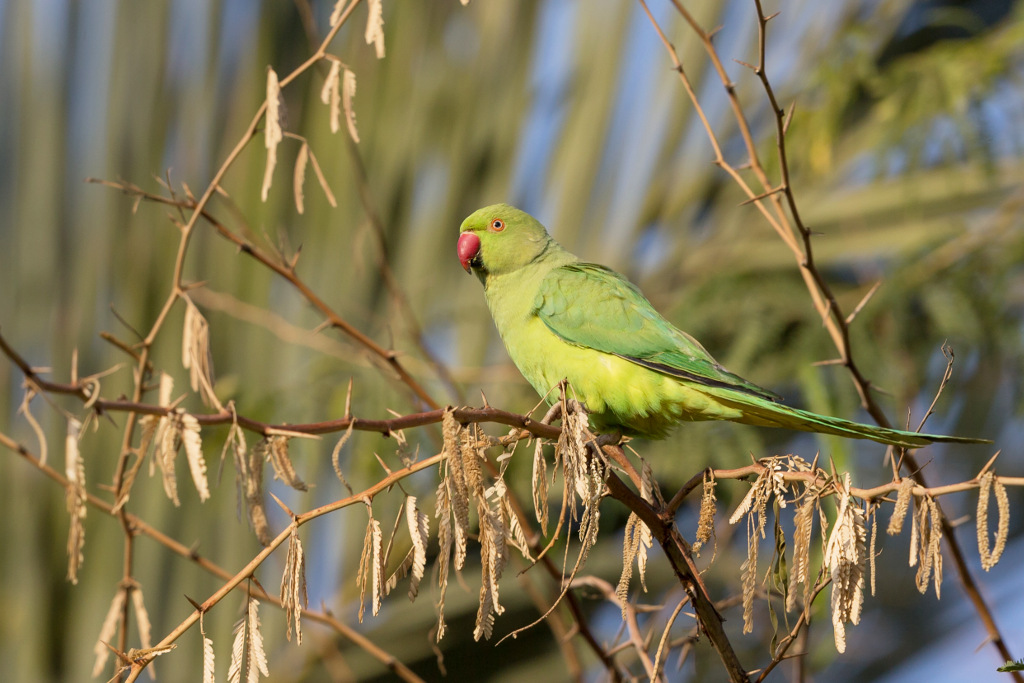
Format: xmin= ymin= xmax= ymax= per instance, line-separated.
xmin=534 ymin=263 xmax=779 ymax=401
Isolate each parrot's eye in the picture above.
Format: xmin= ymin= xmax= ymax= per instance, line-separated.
xmin=489 ymin=219 xmax=505 ymax=232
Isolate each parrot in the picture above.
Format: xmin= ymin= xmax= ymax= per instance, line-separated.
xmin=456 ymin=203 xmax=990 ymax=448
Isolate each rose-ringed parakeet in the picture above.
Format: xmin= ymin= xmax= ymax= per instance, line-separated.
xmin=457 ymin=203 xmax=988 ymax=447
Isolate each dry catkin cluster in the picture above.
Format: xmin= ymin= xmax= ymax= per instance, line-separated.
xmin=720 ymin=455 xmax=1012 ymax=656
xmin=977 ymin=470 xmax=1009 ymax=571
xmin=433 ymin=398 xmax=613 ymax=643
xmin=436 ymin=410 xmax=515 ymax=641
xmin=825 ymin=475 xmax=867 ymax=654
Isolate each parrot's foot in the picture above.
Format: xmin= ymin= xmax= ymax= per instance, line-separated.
xmin=595 ymin=430 xmax=627 ymax=448
xmin=538 ymin=401 xmax=563 ymax=426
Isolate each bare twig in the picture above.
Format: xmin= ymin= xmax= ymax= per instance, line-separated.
xmin=568 ymin=575 xmax=662 ymax=681
xmin=87 ymin=177 xmax=438 ymax=411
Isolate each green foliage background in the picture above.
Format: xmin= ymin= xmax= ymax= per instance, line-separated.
xmin=0 ymin=0 xmax=1021 ymax=681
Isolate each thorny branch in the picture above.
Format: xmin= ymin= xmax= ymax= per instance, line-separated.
xmin=755 ymin=578 xmax=830 ymax=682
xmin=589 ymin=438 xmax=750 ymax=682
xmin=568 ymin=575 xmax=662 ymax=681
xmin=640 ymin=0 xmax=1017 ymax=677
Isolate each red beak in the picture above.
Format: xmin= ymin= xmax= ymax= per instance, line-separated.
xmin=457 ymin=232 xmax=481 ymax=273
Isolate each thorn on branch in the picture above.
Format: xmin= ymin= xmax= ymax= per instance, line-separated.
xmin=845 ymin=280 xmax=882 ymax=325
xmin=109 ymin=305 xmax=145 ymax=342
xmin=740 ymin=185 xmax=787 ymax=206
xmin=373 ymin=452 xmax=393 ymax=475
xmin=269 ymin=491 xmax=296 ymax=518
xmin=180 ymin=280 xmax=208 ymax=293
xmin=782 ymin=102 xmax=796 ymax=135
xmin=100 ymin=332 xmax=144 ymax=363
xmin=102 ymin=641 xmax=132 ymax=666
xmin=978 ymin=451 xmax=1002 ymax=478
xmin=733 ymin=58 xmax=758 ymax=74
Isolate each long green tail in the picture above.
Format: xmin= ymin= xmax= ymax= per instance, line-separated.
xmin=717 ymin=394 xmax=991 ymax=448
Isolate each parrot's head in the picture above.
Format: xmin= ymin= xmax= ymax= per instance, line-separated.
xmin=457 ymin=204 xmax=553 ymax=282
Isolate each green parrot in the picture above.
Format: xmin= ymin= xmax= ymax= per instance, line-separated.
xmin=457 ymin=203 xmax=989 ymax=448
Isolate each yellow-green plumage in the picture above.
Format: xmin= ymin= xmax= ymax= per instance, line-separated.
xmin=457 ymin=204 xmax=989 ymax=447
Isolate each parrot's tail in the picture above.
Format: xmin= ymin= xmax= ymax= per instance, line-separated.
xmin=718 ymin=395 xmax=990 ymax=448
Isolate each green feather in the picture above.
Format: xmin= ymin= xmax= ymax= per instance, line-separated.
xmin=459 ymin=204 xmax=990 ymax=447
xmin=534 ymin=263 xmax=780 ymax=402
